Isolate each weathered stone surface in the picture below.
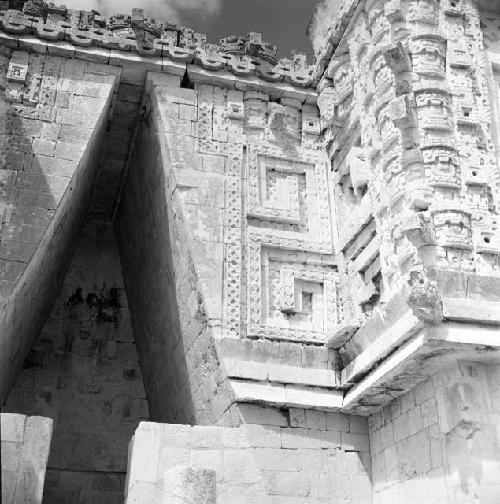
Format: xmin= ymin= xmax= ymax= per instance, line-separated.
xmin=369 ymin=361 xmax=500 ymax=503
xmin=307 ymin=0 xmax=500 ymax=417
xmin=1 ymin=413 xmax=53 ymax=504
xmin=0 ymin=53 xmax=119 ymax=405
xmin=0 ymin=3 xmax=314 ymax=87
xmin=2 ymin=222 xmax=149 ymax=502
xmin=116 ymin=74 xmax=232 ymax=426
xmin=156 ymin=466 xmax=216 ymax=504
xmin=1 ymin=1 xmax=500 ymax=503
xmin=125 ymin=417 xmax=371 ymax=504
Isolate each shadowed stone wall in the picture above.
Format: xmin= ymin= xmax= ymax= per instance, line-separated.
xmin=116 ymin=74 xmax=233 ymax=426
xmin=0 ymin=52 xmax=120 ymax=404
xmin=3 ymin=222 xmax=148 ymax=503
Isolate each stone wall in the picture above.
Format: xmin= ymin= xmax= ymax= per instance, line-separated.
xmin=1 ymin=413 xmax=53 ymax=504
xmin=125 ymin=405 xmax=372 ymax=504
xmin=2 ymin=222 xmax=148 ymax=503
xmin=369 ymin=361 xmax=500 ymax=503
xmin=0 ymin=49 xmax=120 ymax=404
xmin=116 ymin=74 xmax=234 ymax=425
xmin=1 ymin=3 xmax=500 ymax=504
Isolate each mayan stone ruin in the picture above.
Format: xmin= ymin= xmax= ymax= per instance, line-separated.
xmin=1 ymin=0 xmax=500 ymax=502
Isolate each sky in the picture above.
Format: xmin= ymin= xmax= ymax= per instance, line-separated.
xmin=60 ymin=0 xmax=316 ymax=58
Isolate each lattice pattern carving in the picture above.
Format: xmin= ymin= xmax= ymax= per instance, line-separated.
xmin=246 ymin=145 xmax=332 ymax=254
xmin=193 ymin=82 xmax=335 ymax=343
xmin=248 ymin=247 xmax=337 ymax=344
xmin=247 ymin=155 xmax=304 ymax=225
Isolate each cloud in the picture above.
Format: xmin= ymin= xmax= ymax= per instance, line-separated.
xmin=59 ymin=0 xmax=222 ymax=24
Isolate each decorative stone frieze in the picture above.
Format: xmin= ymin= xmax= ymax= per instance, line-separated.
xmin=1 ymin=1 xmax=500 ymax=503
xmin=0 ymin=1 xmax=500 ymax=492
xmin=0 ymin=2 xmax=315 ymax=86
xmin=307 ymin=0 xmax=500 ymax=418
xmin=317 ymin=0 xmax=500 ymax=326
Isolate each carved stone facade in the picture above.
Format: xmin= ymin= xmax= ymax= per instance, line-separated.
xmin=310 ymin=0 xmax=500 ymax=413
xmin=317 ymin=0 xmax=500 ymax=324
xmin=0 ymin=0 xmax=500 ymax=503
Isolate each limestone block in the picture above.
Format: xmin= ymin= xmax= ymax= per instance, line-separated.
xmin=1 ymin=414 xmax=53 ymax=504
xmin=223 ymin=449 xmax=262 ymax=485
xmin=348 ymin=415 xmax=368 ymax=434
xmin=326 ymin=411 xmax=350 ymax=432
xmin=341 ymin=432 xmax=369 ymax=452
xmin=241 ymin=424 xmax=282 ymax=448
xmin=0 ymin=51 xmax=121 ymax=450
xmin=0 ymin=413 xmax=25 ymax=442
xmin=319 ymin=429 xmax=342 ymax=449
xmin=289 ymin=408 xmax=306 ymax=428
xmin=156 ymin=466 xmax=216 ymax=504
xmin=229 ymin=379 xmax=286 ymax=406
xmin=238 ymin=404 xmax=288 ymax=427
xmin=263 ymin=470 xmax=313 ymax=497
xmin=304 ymin=409 xmax=327 ymax=430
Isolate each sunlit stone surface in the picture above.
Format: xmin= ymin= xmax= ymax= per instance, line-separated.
xmin=1 ymin=0 xmax=500 ymax=502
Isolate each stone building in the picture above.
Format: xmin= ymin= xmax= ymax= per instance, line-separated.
xmin=1 ymin=0 xmax=500 ymax=502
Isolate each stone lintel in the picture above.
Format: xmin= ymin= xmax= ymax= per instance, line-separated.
xmin=218 ymin=336 xmax=343 ymax=403
xmin=442 ymin=297 xmax=500 ymax=324
xmin=229 ymin=379 xmax=344 ymax=411
xmin=341 ymin=296 xmax=500 ymax=388
xmin=341 ymin=310 xmax=424 ymax=387
xmin=223 ymin=357 xmax=340 ymax=389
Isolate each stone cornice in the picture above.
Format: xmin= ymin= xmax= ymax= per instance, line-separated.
xmin=0 ymin=2 xmax=316 ymax=89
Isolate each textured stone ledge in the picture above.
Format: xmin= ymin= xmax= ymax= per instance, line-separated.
xmin=342 ymin=322 xmax=500 ymax=415
xmin=341 ymin=310 xmax=423 ymax=387
xmin=442 ymin=297 xmax=500 ymax=324
xmin=229 ymin=379 xmax=344 ymax=411
xmin=1 ymin=33 xmax=319 ymax=102
xmin=224 ymin=358 xmax=340 ymax=389
xmin=0 ymin=6 xmax=315 ymax=88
